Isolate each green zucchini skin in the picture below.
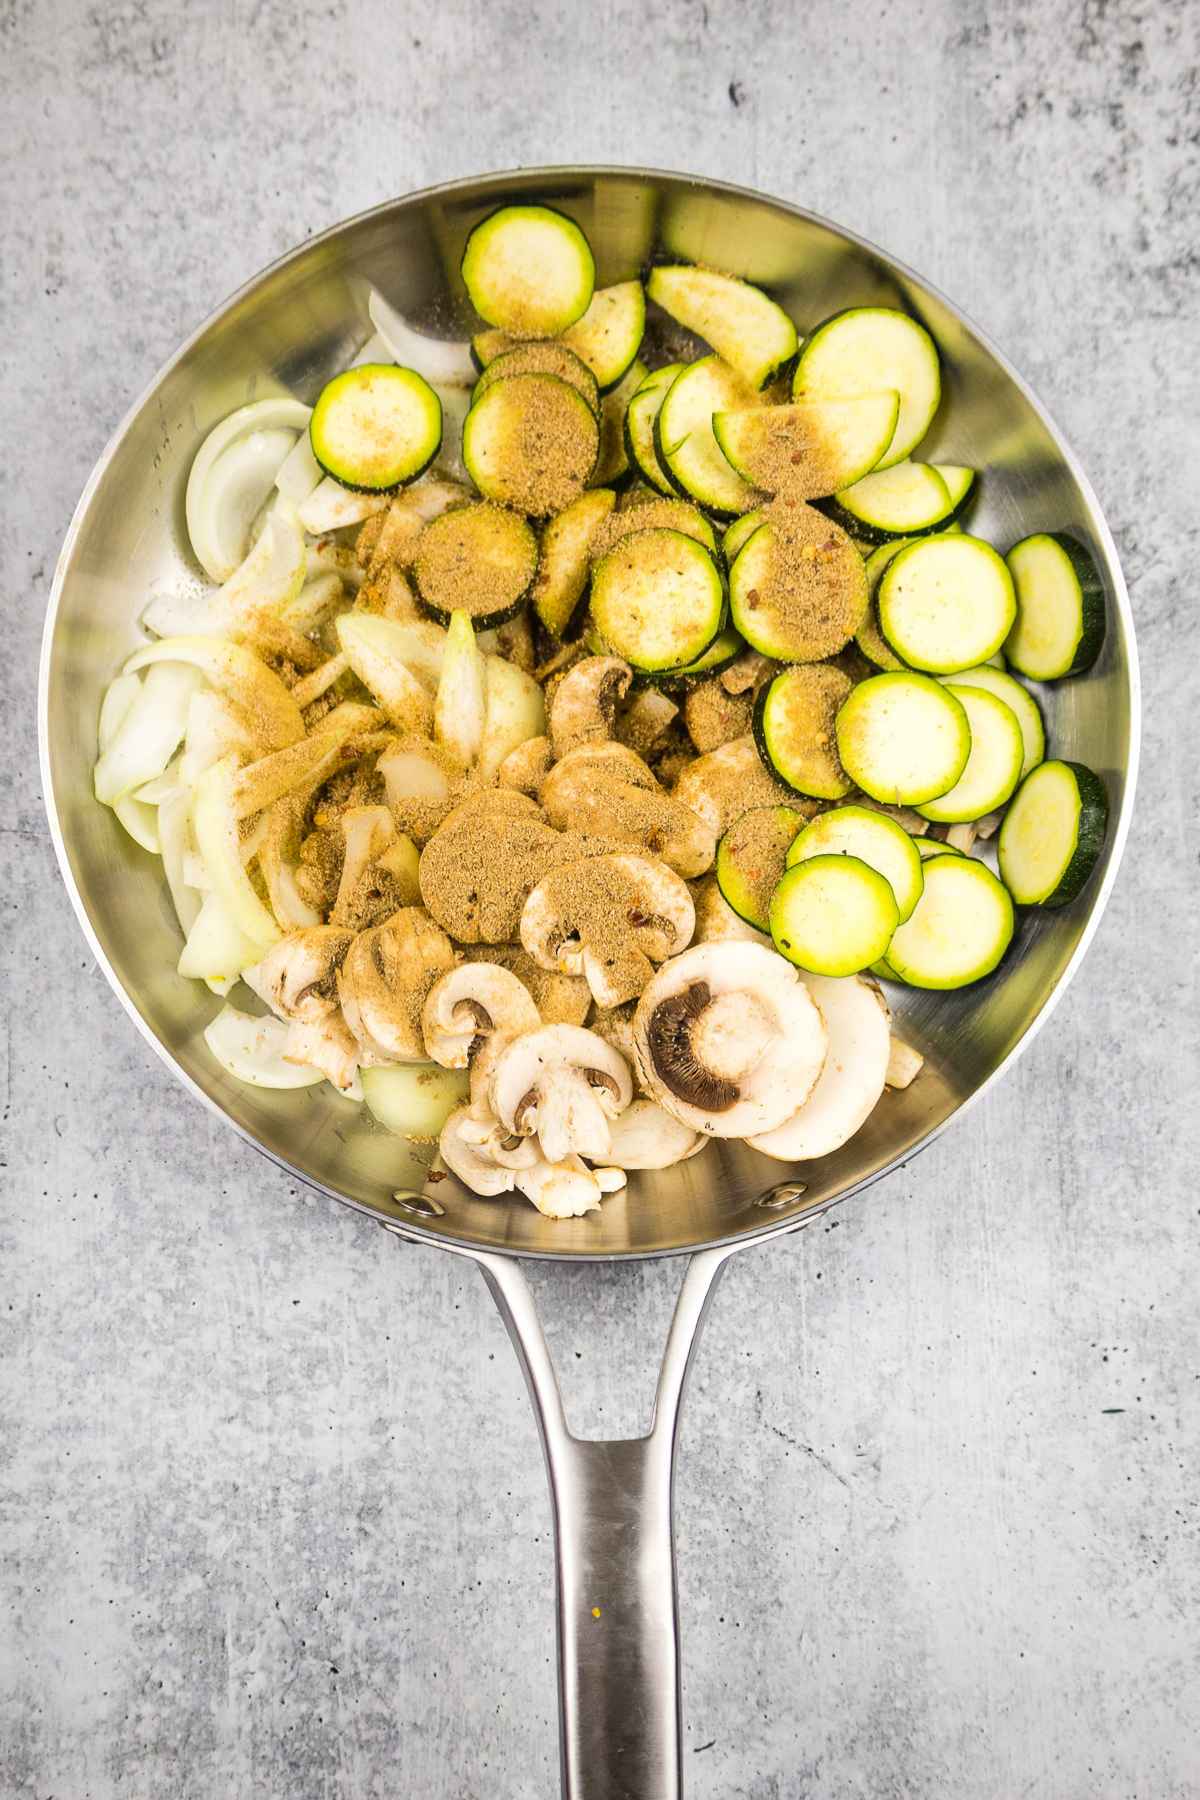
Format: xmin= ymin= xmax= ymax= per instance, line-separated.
xmin=1005 ymin=532 xmax=1107 ymax=679
xmin=815 ymin=473 xmax=959 ymax=545
xmin=638 ymin=625 xmax=745 ymax=689
xmin=998 ymin=759 xmax=1108 ymax=908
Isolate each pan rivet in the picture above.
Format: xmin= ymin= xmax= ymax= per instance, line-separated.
xmin=757 ymin=1183 xmax=807 ymax=1210
xmin=391 ymin=1190 xmax=446 ymax=1219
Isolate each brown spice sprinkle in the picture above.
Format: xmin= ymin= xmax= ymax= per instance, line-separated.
xmin=683 ymin=680 xmax=754 ymax=754
xmin=524 ymin=854 xmax=686 ymax=1003
xmin=413 ymin=502 xmax=537 ymax=621
xmin=725 ymin=405 xmax=851 ymax=499
xmin=673 ymin=734 xmax=819 ymax=837
xmin=588 ymin=498 xmax=714 ymax=565
xmin=747 ymin=500 xmax=868 ymax=662
xmin=718 ymin=806 xmax=802 ymax=922
xmin=472 ymin=945 xmax=591 ymax=1026
xmin=418 ymin=799 xmax=608 ymax=943
xmin=474 ymin=341 xmax=600 ymax=416
xmin=470 ymin=373 xmax=599 ymax=516
xmin=762 ymin=663 xmax=853 ymax=796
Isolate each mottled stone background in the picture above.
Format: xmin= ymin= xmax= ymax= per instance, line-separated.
xmin=2 ymin=1 xmax=1197 ymax=1795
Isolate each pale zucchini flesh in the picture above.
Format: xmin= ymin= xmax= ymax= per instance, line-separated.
xmin=824 ymin=460 xmax=952 ymax=542
xmin=647 ymin=265 xmax=798 ymax=389
xmin=1005 ymin=532 xmax=1106 ymax=679
xmin=885 ymin=854 xmax=1015 ymax=989
xmin=769 ymin=853 xmax=900 ymax=978
xmin=878 ymin=534 xmax=1017 ymax=673
xmin=997 ymin=758 xmax=1108 ymax=907
xmin=623 ymin=363 xmax=683 ymax=495
xmin=589 ymin=527 xmax=725 ymax=671
xmin=793 ymin=306 xmax=941 ymax=468
xmin=655 ymin=355 xmax=760 ymax=514
xmin=939 ymin=663 xmax=1045 ymax=779
xmin=787 ymin=803 xmax=924 ymax=923
xmin=531 ymin=488 xmax=617 ymax=635
xmin=835 ymin=672 xmax=971 ymax=806
xmin=461 ymin=204 xmax=595 ymax=337
xmin=713 ymin=391 xmax=899 ymax=497
xmin=917 ymin=685 xmax=1025 ymax=823
xmin=309 ymin=365 xmax=442 ymax=492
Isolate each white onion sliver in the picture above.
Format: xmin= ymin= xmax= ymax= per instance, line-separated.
xmin=94 ymin=662 xmax=205 ymax=805
xmin=297 ymin=478 xmax=389 ymax=535
xmin=368 ymin=290 xmax=476 ymax=386
xmin=186 ymin=399 xmax=311 ymax=581
xmin=113 ymin=793 xmax=160 ymax=854
xmin=274 ymin=432 xmax=323 ymax=504
xmin=204 ymin=1004 xmax=326 ymax=1088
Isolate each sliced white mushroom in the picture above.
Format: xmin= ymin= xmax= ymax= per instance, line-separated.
xmin=421 ymin=963 xmax=541 ymax=1069
xmin=487 ymin=1024 xmax=634 ymax=1165
xmin=618 ymin=687 xmax=679 ymax=756
xmin=604 ymin=1100 xmax=705 ymax=1170
xmin=283 ymin=1013 xmax=361 ymax=1092
xmin=691 ymin=874 xmax=771 ymax=946
xmin=633 ymin=942 xmax=827 ymax=1138
xmin=515 ymin=1153 xmax=622 ymax=1219
xmin=540 ymin=745 xmax=715 ymax=879
xmin=338 ymin=908 xmax=458 ymax=1064
xmin=748 ymin=975 xmax=891 ymax=1161
xmin=671 ymin=735 xmax=797 ymax=837
xmin=439 ymin=1106 xmax=521 ymax=1198
xmin=496 ymin=734 xmax=553 ymax=797
xmin=520 ymin=853 xmax=695 ymax=1008
xmin=548 ymin=655 xmax=633 ymax=756
xmin=243 ymin=925 xmax=355 ymax=1023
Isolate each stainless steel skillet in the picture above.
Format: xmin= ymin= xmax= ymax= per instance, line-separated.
xmin=38 ymin=168 xmax=1139 ymax=1798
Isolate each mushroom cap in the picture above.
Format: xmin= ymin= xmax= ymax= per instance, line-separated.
xmin=633 ymin=941 xmax=828 ymax=1137
xmin=472 ymin=945 xmax=592 ymax=1027
xmin=748 ymin=975 xmax=890 ymax=1160
xmin=487 ymin=1023 xmax=634 ymax=1165
xmin=541 ymin=749 xmax=716 ymax=880
xmin=244 ymin=925 xmax=356 ymax=1023
xmin=421 ymin=962 xmax=541 ymax=1068
xmin=338 ymin=906 xmax=458 ymax=1064
xmin=439 ymin=1106 xmax=519 ymax=1197
xmin=519 ymin=852 xmax=695 ymax=1007
xmin=604 ymin=1099 xmax=706 ymax=1170
xmin=541 ymin=742 xmax=659 ymax=815
xmin=514 ymin=1154 xmax=618 ymax=1218
xmin=547 ymin=655 xmax=633 ymax=756
xmin=282 ymin=1013 xmax=360 ymax=1091
xmin=496 ymin=734 xmax=553 ymax=797
xmin=418 ymin=801 xmax=571 ymax=944
xmin=672 ymin=734 xmax=812 ymax=837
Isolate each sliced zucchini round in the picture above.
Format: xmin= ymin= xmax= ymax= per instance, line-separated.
xmin=729 ymin=512 xmax=868 ymax=662
xmin=938 ymin=663 xmax=1044 ymax=779
xmin=589 ymin=527 xmax=726 ymax=672
xmin=716 ymin=804 xmax=808 ymax=931
xmin=565 ymin=280 xmax=646 ymax=389
xmin=624 ymin=363 xmax=684 ymax=495
xmin=793 ymin=307 xmax=941 ymax=469
xmin=588 ymin=495 xmax=717 ymax=562
xmin=997 ymin=759 xmax=1108 ymax=907
xmin=786 ymin=804 xmax=924 ymax=924
xmin=879 ymin=534 xmax=1017 ymax=673
xmin=473 ymin=340 xmax=600 ymax=416
xmin=655 ymin=355 xmax=759 ymax=514
xmin=823 ymin=460 xmax=953 ymax=543
xmin=885 ymin=855 xmax=1014 ymax=989
xmin=917 ymin=685 xmax=1024 ymax=823
xmin=592 ymin=357 xmax=646 ymax=487
xmin=414 ymin=501 xmax=538 ymax=628
xmin=935 ymin=464 xmax=977 ymax=514
xmin=915 ymin=836 xmax=963 ymax=861
xmin=643 ymin=625 xmax=745 ymax=688
xmin=308 ymin=364 xmax=441 ymax=492
xmin=462 ymin=372 xmax=599 ymax=516
xmin=769 ymin=853 xmax=900 ymax=977
xmin=856 ymin=600 xmax=908 ymax=671
xmin=647 ymin=265 xmax=798 ymax=390
xmin=531 ymin=488 xmax=617 ymax=636
xmin=835 ymin=672 xmax=971 ymax=806
xmin=1005 ymin=532 xmax=1106 ymax=679
xmin=461 ymin=204 xmax=595 ymax=336
xmin=713 ymin=392 xmax=899 ymax=498
xmin=753 ymin=664 xmax=854 ymax=800
xmin=722 ymin=508 xmax=766 ymax=565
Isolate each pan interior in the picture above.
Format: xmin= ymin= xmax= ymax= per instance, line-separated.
xmin=40 ymin=169 xmax=1136 ymax=1258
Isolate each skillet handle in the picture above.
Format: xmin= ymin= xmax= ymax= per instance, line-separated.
xmin=477 ymin=1246 xmax=734 ymax=1800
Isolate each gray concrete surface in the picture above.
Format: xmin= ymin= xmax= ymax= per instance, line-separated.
xmin=3 ymin=1 xmax=1198 ymax=1795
